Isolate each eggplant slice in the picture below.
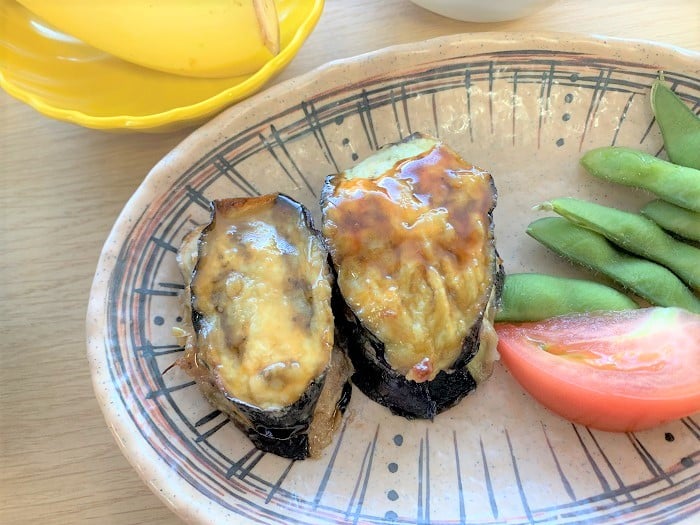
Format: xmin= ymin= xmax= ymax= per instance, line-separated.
xmin=321 ymin=133 xmax=503 ymax=419
xmin=177 ymin=194 xmax=352 ymax=460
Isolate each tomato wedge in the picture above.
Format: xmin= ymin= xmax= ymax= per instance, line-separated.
xmin=495 ymin=307 xmax=700 ymax=432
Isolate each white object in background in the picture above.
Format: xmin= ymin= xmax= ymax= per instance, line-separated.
xmin=409 ymin=0 xmax=557 ymax=22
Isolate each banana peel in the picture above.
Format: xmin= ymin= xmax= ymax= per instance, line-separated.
xmin=16 ymin=0 xmax=281 ymax=78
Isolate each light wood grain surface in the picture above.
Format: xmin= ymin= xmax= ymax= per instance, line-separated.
xmin=1 ymin=1 xmax=698 ymax=523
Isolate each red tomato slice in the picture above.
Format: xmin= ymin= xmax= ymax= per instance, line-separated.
xmin=495 ymin=307 xmax=700 ymax=432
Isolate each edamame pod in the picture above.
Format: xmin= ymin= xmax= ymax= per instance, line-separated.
xmin=640 ymin=200 xmax=700 ymax=243
xmin=580 ymin=147 xmax=700 ymax=212
xmin=526 ymin=217 xmax=700 ymax=313
xmin=495 ymin=273 xmax=638 ymax=322
xmin=651 ymin=79 xmax=700 ymax=170
xmin=541 ymin=197 xmax=700 ymax=292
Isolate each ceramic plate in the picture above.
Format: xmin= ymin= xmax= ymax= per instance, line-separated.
xmin=87 ymin=32 xmax=700 ymax=525
xmin=0 ymin=0 xmax=323 ymax=131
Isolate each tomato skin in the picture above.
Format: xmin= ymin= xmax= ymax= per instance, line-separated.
xmin=495 ymin=308 xmax=700 ymax=432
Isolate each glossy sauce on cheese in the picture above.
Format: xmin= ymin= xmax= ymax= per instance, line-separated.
xmin=323 ymin=140 xmax=496 ymax=381
xmin=189 ymin=196 xmax=333 ymax=409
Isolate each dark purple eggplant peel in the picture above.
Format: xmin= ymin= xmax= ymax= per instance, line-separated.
xmin=176 ymin=194 xmax=352 ymax=460
xmin=321 ymin=133 xmax=503 ymax=420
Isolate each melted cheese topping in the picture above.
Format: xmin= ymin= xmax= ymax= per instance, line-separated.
xmin=322 ymin=139 xmax=495 ymax=381
xmin=190 ymin=196 xmax=333 ymax=409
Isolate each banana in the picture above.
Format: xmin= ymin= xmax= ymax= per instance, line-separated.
xmin=16 ymin=0 xmax=280 ymax=78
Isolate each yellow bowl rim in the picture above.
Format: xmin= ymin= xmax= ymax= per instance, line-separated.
xmin=0 ymin=0 xmax=325 ymax=130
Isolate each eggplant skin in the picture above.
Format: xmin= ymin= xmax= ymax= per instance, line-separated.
xmin=321 ymin=133 xmax=504 ymax=419
xmin=332 ymin=270 xmax=503 ymax=420
xmin=181 ymin=359 xmax=351 ymax=460
xmin=177 ymin=194 xmax=352 ymax=460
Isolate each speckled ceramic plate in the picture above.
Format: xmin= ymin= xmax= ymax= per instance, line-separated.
xmin=87 ymin=32 xmax=700 ymax=525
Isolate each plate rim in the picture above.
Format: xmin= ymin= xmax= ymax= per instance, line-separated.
xmin=86 ymin=31 xmax=700 ymax=524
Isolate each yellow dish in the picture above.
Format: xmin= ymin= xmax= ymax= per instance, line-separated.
xmin=0 ymin=0 xmax=324 ymax=131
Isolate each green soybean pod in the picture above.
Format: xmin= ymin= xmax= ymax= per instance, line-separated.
xmin=542 ymin=197 xmax=700 ymax=292
xmin=526 ymin=217 xmax=700 ymax=314
xmin=651 ymin=79 xmax=700 ymax=170
xmin=495 ymin=273 xmax=638 ymax=322
xmin=641 ymin=199 xmax=700 ymax=243
xmin=580 ymin=147 xmax=700 ymax=212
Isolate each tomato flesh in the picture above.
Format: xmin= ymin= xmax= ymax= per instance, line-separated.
xmin=495 ymin=307 xmax=700 ymax=432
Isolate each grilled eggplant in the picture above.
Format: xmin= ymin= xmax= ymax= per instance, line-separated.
xmin=177 ymin=194 xmax=352 ymax=459
xmin=321 ymin=133 xmax=503 ymax=419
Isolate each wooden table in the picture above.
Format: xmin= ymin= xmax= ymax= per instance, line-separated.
xmin=1 ymin=0 xmax=698 ymax=523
